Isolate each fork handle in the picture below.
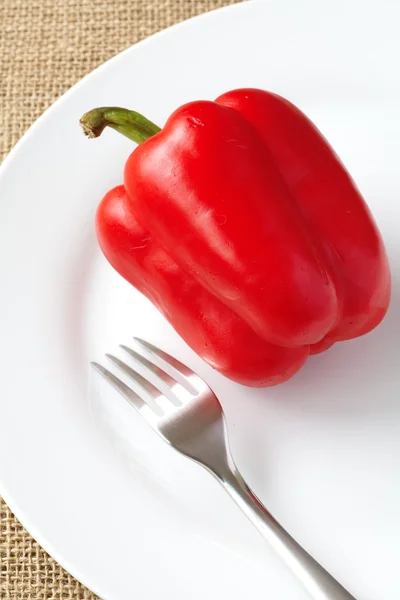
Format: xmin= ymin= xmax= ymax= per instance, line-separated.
xmin=221 ymin=469 xmax=357 ymax=600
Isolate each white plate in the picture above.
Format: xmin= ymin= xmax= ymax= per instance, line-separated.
xmin=1 ymin=0 xmax=399 ymax=598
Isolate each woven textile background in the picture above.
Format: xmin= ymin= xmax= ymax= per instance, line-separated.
xmin=0 ymin=1 xmax=241 ymax=598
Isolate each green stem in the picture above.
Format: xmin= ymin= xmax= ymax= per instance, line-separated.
xmin=80 ymin=107 xmax=161 ymax=144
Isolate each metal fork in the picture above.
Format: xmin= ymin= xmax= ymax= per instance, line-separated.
xmin=93 ymin=338 xmax=357 ymax=600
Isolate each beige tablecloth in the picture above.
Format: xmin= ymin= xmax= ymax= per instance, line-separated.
xmin=0 ymin=1 xmax=240 ymax=597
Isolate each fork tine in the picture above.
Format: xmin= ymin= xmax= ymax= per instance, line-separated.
xmin=119 ymin=345 xmax=183 ymax=406
xmin=92 ymin=362 xmax=147 ymax=413
xmin=105 ymin=354 xmax=167 ymax=411
xmin=133 ymin=338 xmax=198 ymax=394
xmin=133 ymin=338 xmax=192 ymax=376
xmin=120 ymin=345 xmax=176 ymax=388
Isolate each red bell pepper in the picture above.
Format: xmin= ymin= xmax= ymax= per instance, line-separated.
xmin=80 ymin=88 xmax=391 ymax=386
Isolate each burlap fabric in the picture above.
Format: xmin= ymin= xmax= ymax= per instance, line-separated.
xmin=0 ymin=1 xmax=241 ymax=597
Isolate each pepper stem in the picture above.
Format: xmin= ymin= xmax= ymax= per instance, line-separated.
xmin=80 ymin=107 xmax=161 ymax=144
